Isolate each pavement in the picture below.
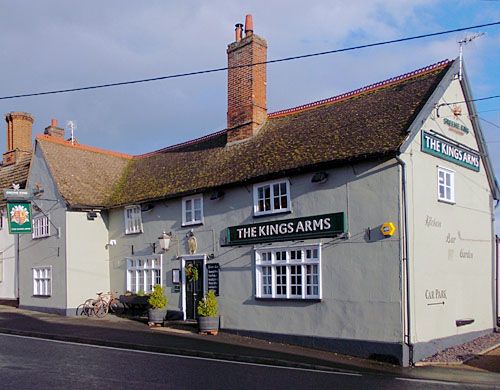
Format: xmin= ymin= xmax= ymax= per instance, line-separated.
xmin=0 ymin=305 xmax=499 ymax=387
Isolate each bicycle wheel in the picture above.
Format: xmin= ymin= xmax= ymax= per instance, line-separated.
xmin=76 ymin=304 xmax=88 ymax=316
xmin=108 ymin=298 xmax=124 ymax=315
xmin=94 ymin=301 xmax=109 ymax=318
xmin=77 ymin=299 xmax=94 ymax=317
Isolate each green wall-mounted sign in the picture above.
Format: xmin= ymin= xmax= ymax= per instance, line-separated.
xmin=7 ymin=202 xmax=32 ymax=234
xmin=421 ymin=131 xmax=480 ymax=172
xmin=226 ymin=212 xmax=345 ymax=246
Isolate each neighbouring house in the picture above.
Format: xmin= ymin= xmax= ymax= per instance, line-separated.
xmin=18 ymin=120 xmax=131 ymax=315
xmin=0 ymin=112 xmax=34 ymax=306
xmin=18 ymin=15 xmax=499 ymax=366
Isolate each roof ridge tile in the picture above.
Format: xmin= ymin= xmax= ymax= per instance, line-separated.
xmin=268 ymin=59 xmax=452 ymax=118
xmin=36 ymin=134 xmax=133 ymax=159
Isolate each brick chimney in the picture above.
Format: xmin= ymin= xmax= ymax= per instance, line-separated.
xmin=44 ymin=119 xmax=65 ymax=139
xmin=227 ymin=14 xmax=267 ymax=143
xmin=3 ymin=112 xmax=34 ymax=166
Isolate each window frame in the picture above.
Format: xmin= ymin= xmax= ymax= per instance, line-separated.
xmin=126 ymin=256 xmax=162 ymax=294
xmin=253 ymin=179 xmax=291 ymax=216
xmin=255 ymin=244 xmax=321 ymax=300
xmin=33 ymin=266 xmax=52 ymax=296
xmin=32 ymin=215 xmax=50 ymax=239
xmin=124 ymin=205 xmax=143 ymax=234
xmin=437 ymin=166 xmax=455 ymax=204
xmin=182 ymin=194 xmax=204 ymax=226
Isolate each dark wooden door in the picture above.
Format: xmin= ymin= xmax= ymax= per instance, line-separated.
xmin=185 ymin=260 xmax=203 ymax=320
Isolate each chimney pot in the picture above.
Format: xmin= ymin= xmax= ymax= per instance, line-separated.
xmin=244 ymin=14 xmax=253 ymax=36
xmin=235 ymin=23 xmax=243 ymax=41
xmin=44 ymin=119 xmax=65 ymax=139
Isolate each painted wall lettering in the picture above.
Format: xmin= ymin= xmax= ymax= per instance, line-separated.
xmin=425 ymin=215 xmax=442 ymax=228
xmin=445 ymin=233 xmax=456 ymax=244
xmin=443 ymin=118 xmax=469 ymax=135
xmin=425 ymin=289 xmax=447 ymax=300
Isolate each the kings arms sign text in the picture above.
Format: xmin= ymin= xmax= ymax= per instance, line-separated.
xmin=226 ymin=212 xmax=345 ymax=245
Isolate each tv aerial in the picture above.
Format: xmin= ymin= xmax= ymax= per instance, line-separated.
xmin=458 ymin=32 xmax=485 ymax=81
xmin=66 ymin=120 xmax=77 ymax=145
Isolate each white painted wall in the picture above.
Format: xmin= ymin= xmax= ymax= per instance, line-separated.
xmin=66 ymin=211 xmax=110 ymax=311
xmin=402 ymin=75 xmax=496 ymax=347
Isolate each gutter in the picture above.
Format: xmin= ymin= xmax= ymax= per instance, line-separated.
xmin=395 ymin=156 xmax=413 ymax=366
xmin=496 ymin=235 xmax=499 ymax=330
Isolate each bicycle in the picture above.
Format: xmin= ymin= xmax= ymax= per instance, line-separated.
xmin=76 ymin=292 xmax=108 ymax=318
xmin=103 ymin=291 xmax=124 ymax=315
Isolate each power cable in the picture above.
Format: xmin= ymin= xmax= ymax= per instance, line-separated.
xmin=0 ymin=21 xmax=499 ymax=101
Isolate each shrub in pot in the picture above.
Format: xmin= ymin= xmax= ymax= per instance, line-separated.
xmin=147 ymin=285 xmax=167 ymax=326
xmin=197 ymin=290 xmax=219 ymax=334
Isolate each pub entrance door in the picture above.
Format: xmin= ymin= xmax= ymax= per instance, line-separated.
xmin=182 ymin=255 xmax=205 ymax=320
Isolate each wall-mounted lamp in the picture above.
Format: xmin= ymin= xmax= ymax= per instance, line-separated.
xmin=210 ymin=191 xmax=225 ymax=200
xmin=158 ymin=231 xmax=172 ymax=251
xmin=311 ymin=172 xmax=328 ymax=183
xmin=105 ymin=240 xmax=117 ymax=250
xmin=87 ymin=211 xmax=98 ymax=220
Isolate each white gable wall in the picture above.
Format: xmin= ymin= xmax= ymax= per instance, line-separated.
xmin=401 ymin=70 xmax=497 ymax=361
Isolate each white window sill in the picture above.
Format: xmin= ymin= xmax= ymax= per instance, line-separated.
xmin=438 ymin=199 xmax=456 ymax=205
xmin=253 ymin=209 xmax=292 ymax=218
xmin=182 ymin=221 xmax=203 ymax=227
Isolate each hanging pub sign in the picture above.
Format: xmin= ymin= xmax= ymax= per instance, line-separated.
xmin=226 ymin=212 xmax=345 ymax=246
xmin=421 ymin=131 xmax=480 ymax=172
xmin=207 ymin=263 xmax=220 ymax=296
xmin=7 ymin=202 xmax=32 ymax=234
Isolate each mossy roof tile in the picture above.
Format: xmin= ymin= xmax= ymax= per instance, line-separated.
xmin=38 ymin=61 xmax=451 ymax=208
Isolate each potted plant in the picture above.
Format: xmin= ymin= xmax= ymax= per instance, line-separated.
xmin=147 ymin=285 xmax=167 ymax=326
xmin=197 ymin=290 xmax=219 ymax=334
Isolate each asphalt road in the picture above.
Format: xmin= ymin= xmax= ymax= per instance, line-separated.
xmin=0 ymin=334 xmax=495 ymax=390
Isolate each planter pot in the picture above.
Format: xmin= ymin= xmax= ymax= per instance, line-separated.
xmin=148 ymin=308 xmax=167 ymax=325
xmin=198 ymin=316 xmax=219 ymax=334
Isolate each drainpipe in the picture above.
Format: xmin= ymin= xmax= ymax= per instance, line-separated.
xmin=496 ymin=235 xmax=499 ymax=330
xmin=396 ymin=156 xmax=413 ymax=366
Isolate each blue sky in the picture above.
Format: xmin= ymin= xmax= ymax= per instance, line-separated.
xmin=1 ymin=1 xmax=499 ymax=229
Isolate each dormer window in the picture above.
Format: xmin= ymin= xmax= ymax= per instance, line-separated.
xmin=253 ymin=179 xmax=291 ymax=216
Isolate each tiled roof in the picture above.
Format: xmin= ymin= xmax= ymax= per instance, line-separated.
xmin=36 ymin=135 xmax=132 ymax=207
xmin=0 ymin=154 xmax=31 ymax=192
xmin=109 ymin=60 xmax=451 ymax=206
xmin=36 ymin=60 xmax=452 ymax=208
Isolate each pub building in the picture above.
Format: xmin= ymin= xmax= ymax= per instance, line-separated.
xmin=19 ymin=15 xmax=499 ymax=366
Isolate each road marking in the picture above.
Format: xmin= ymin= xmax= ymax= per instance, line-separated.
xmin=0 ymin=333 xmax=362 ymax=377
